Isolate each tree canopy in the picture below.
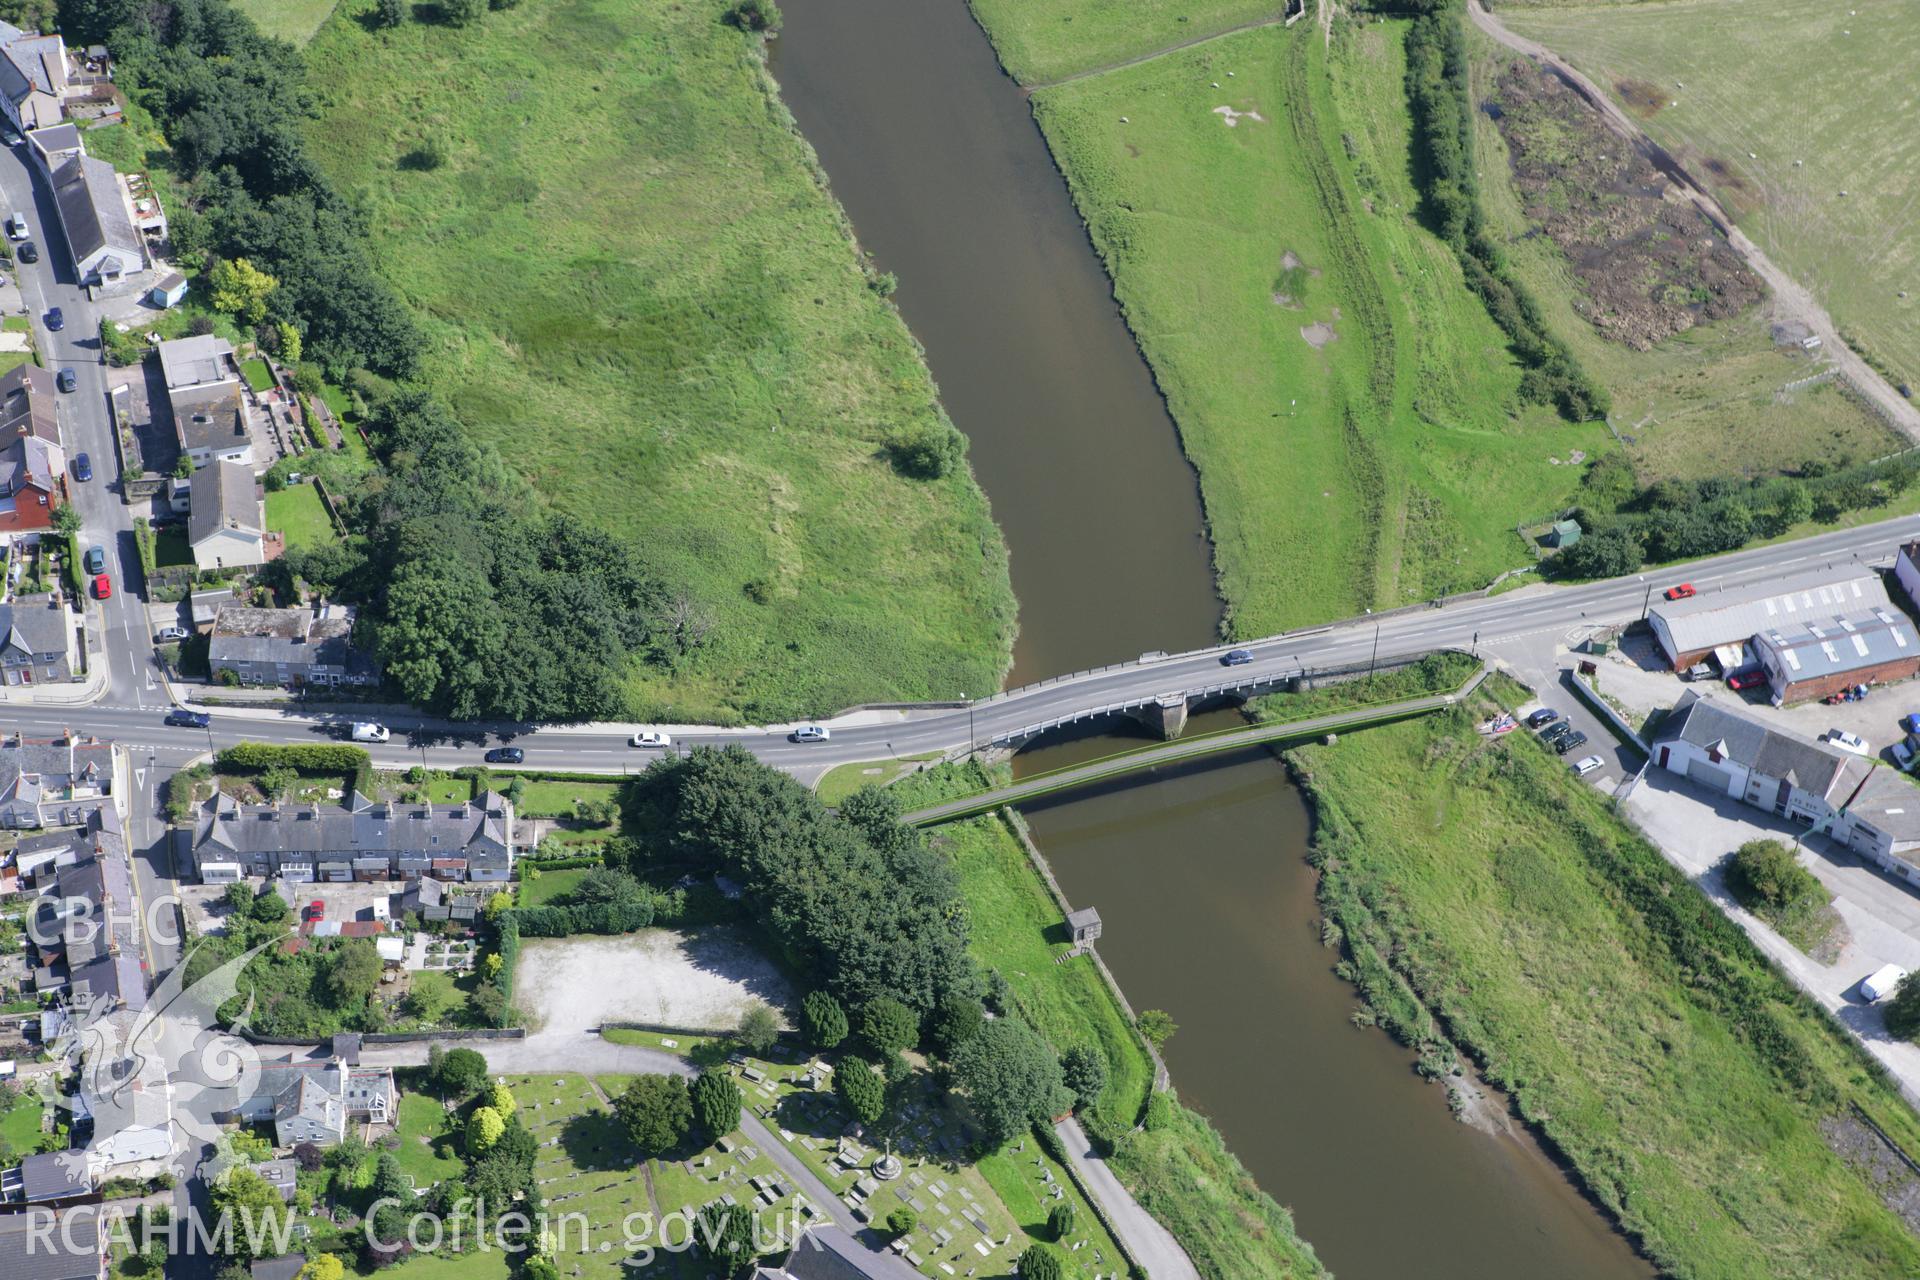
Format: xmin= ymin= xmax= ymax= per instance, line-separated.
xmin=615 ymin=1075 xmax=691 ymax=1154
xmin=691 ymin=1070 xmax=742 ymax=1140
xmin=950 ymin=1018 xmax=1072 ymax=1149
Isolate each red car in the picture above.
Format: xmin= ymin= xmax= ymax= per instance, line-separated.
xmin=1727 ymin=670 xmax=1766 ymax=691
xmin=90 ymin=573 xmax=111 ymax=599
xmin=1664 ymin=584 xmax=1697 ymax=601
xmin=307 ymin=900 xmax=325 ymax=921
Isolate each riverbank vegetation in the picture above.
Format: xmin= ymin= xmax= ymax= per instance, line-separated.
xmin=1290 ymin=692 xmax=1920 ymax=1278
xmin=1727 ymin=838 xmax=1844 ymax=959
xmin=296 ymin=0 xmax=1014 ymax=722
xmin=1498 ymin=0 xmax=1920 ymax=399
xmin=1031 ymin=22 xmax=1609 ymax=629
xmin=885 ymin=763 xmax=1328 ymax=1279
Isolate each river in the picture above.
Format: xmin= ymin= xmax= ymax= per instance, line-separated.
xmin=769 ymin=2 xmax=1653 ymax=1276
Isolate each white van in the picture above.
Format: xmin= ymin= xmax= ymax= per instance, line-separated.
xmin=7 ymin=212 xmax=27 ymax=241
xmin=1861 ymin=963 xmax=1908 ymax=1003
xmin=350 ymin=722 xmax=390 ymax=743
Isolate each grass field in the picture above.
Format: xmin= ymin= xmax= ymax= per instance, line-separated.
xmin=0 ymin=1091 xmax=43 ymax=1159
xmin=1501 ymin=0 xmax=1920 ymax=397
xmin=264 ymin=483 xmax=339 ymax=552
xmin=814 ymin=753 xmax=939 ymax=805
xmin=1463 ymin=32 xmax=1902 ymax=484
xmin=235 ymin=0 xmax=342 ymax=43
xmin=518 ymin=866 xmax=590 ymax=907
xmin=1033 ymin=22 xmax=1611 ymax=631
xmin=968 ymin=0 xmax=1282 ymax=86
xmin=239 ymin=357 xmax=275 ymax=393
xmin=391 ymin=1092 xmax=466 ymax=1188
xmin=153 ymin=526 xmax=194 ymax=568
xmin=1291 ymin=692 xmax=1920 ymax=1279
xmin=303 ymin=0 xmax=1015 ymax=724
xmin=511 ymin=778 xmax=621 ymax=819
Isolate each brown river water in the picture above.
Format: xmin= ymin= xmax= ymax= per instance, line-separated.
xmin=770 ymin=2 xmax=1655 ymax=1275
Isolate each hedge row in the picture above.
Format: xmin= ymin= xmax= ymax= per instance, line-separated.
xmin=489 ymin=914 xmax=520 ymax=1030
xmin=217 ymin=743 xmax=373 ymax=774
xmin=505 ymin=900 xmax=656 ymax=938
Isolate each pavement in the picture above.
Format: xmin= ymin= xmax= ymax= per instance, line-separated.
xmin=1054 ymin=1115 xmax=1198 ymax=1280
xmin=1624 ymin=770 xmax=1920 ymax=1103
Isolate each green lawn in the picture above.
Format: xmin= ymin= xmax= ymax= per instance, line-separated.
xmin=302 ymin=0 xmax=1015 ymax=724
xmin=814 ymin=753 xmax=940 ymax=805
xmin=1032 ymin=23 xmax=1609 ymax=630
xmin=0 ymin=1092 xmax=44 ymax=1159
xmin=390 ymin=1092 xmax=465 ymax=1188
xmin=1291 ymin=690 xmax=1920 ymax=1279
xmin=1501 ymin=0 xmax=1920 ymax=397
xmin=236 ymin=0 xmax=344 ymax=43
xmin=968 ymin=0 xmax=1282 ymax=85
xmin=239 ymin=357 xmax=276 ymax=393
xmin=511 ymin=778 xmax=621 ymax=819
xmin=264 ymin=484 xmax=340 ymax=552
xmin=153 ymin=526 xmax=194 ymax=568
xmin=518 ymin=866 xmax=589 ymax=908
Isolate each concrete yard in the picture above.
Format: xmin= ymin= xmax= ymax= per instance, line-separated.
xmin=512 ymin=928 xmax=792 ymax=1034
xmin=1624 ymin=769 xmax=1920 ymax=1103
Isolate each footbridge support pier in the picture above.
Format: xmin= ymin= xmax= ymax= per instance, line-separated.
xmin=1131 ymin=694 xmax=1190 ymax=740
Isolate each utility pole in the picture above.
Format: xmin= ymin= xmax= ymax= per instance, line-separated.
xmin=1367 ymin=623 xmax=1381 ymax=685
xmin=1642 ymin=581 xmax=1654 ymax=619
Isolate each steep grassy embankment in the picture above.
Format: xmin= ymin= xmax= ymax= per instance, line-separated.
xmin=1029 ymin=22 xmax=1606 ymax=630
xmin=303 ymin=0 xmax=1014 ymax=723
xmin=1292 ymin=694 xmax=1920 ymax=1279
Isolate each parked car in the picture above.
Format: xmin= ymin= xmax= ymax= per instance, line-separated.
xmin=164 ymin=709 xmax=211 ymax=729
xmin=1822 ymin=729 xmax=1871 ymax=757
xmin=90 ymin=573 xmax=110 ymax=599
xmin=350 ymin=722 xmax=390 ymax=743
xmin=155 ymin=625 xmax=190 ymax=642
xmin=1571 ymin=754 xmax=1605 ymax=777
xmin=1663 ymin=583 xmax=1696 ymax=601
xmin=1681 ymin=663 xmax=1714 ymax=683
xmin=55 ymin=368 xmax=75 ymax=393
xmin=1524 ymin=707 xmax=1559 ymax=729
xmin=630 ymin=731 xmax=672 ymax=748
xmin=72 ymin=452 xmax=92 ymax=482
xmin=1553 ymin=730 xmax=1588 ymax=755
xmin=1726 ymin=669 xmax=1766 ymax=691
xmin=791 ymin=725 xmax=832 ymax=743
xmin=306 ymin=900 xmax=325 ymax=923
xmin=1861 ymin=963 xmax=1909 ymax=1003
xmin=1891 ymin=740 xmax=1914 ymax=771
xmin=82 ymin=545 xmax=104 ymax=575
xmin=484 ymin=746 xmax=525 ymax=765
xmin=15 ymin=240 xmax=37 ymax=263
xmin=1900 ymin=713 xmax=1920 ymax=737
xmin=1539 ymin=720 xmax=1573 ymax=744
xmin=1220 ymin=648 xmax=1254 ymax=666
xmin=44 ymin=307 xmax=61 ymax=331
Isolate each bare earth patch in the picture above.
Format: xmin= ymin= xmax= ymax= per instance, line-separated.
xmin=513 ymin=928 xmax=793 ymax=1034
xmin=1300 ymin=321 xmax=1338 ymax=348
xmin=1212 ymin=104 xmax=1266 ymax=127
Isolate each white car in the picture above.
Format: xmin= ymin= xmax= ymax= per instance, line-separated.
xmin=791 ymin=725 xmax=832 ymax=743
xmin=1822 ymin=729 xmax=1871 ymax=757
xmin=350 ymin=722 xmax=390 ymax=743
xmin=630 ymin=731 xmax=672 ymax=748
xmin=154 ymin=626 xmax=190 ymax=643
xmin=1571 ymin=755 xmax=1605 ymax=777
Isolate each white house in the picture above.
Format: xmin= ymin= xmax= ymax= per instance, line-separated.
xmin=1653 ymin=691 xmax=1920 ymax=885
xmin=51 ymin=152 xmax=144 ymax=286
xmin=158 ymin=335 xmax=254 ymax=469
xmin=189 ymin=459 xmax=265 ymax=572
xmin=0 ymin=24 xmax=67 ymax=134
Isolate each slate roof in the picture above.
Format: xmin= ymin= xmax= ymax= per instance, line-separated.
xmin=1657 ymin=691 xmax=1863 ymax=795
xmin=0 ymin=435 xmax=59 ymax=494
xmin=157 ymin=334 xmax=234 ymax=390
xmin=171 ymin=380 xmax=248 ymax=457
xmin=250 ymin=1256 xmax=307 ymax=1280
xmin=1650 ymin=571 xmax=1889 ymax=657
xmin=51 ymin=153 xmax=139 ymax=270
xmin=196 ymin=790 xmax=513 ymax=862
xmin=771 ymin=1226 xmax=923 ymax=1280
xmin=26 ymin=122 xmax=78 ymax=162
xmin=5 ymin=34 xmax=61 ymax=94
xmin=189 ymin=460 xmax=262 ymax=546
xmin=0 ymin=593 xmax=69 ymax=660
xmin=0 ymin=363 xmax=59 ymax=444
xmin=0 ymin=1207 xmax=103 ymax=1280
xmin=0 ymin=739 xmax=111 ymax=810
xmin=1848 ymin=768 xmax=1920 ymax=845
xmin=209 ymin=604 xmax=374 ymax=677
xmin=18 ymin=1150 xmax=90 ymax=1202
xmin=1753 ymin=606 xmax=1920 ymax=683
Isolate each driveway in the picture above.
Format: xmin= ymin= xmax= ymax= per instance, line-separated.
xmin=1624 ymin=770 xmax=1920 ymax=1102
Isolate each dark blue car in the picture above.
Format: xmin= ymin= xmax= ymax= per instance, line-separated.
xmin=165 ymin=709 xmax=211 ymax=729
xmin=1220 ymin=649 xmax=1254 ymax=666
xmin=72 ymin=452 xmax=91 ymax=482
xmin=44 ymin=306 xmax=61 ymax=331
